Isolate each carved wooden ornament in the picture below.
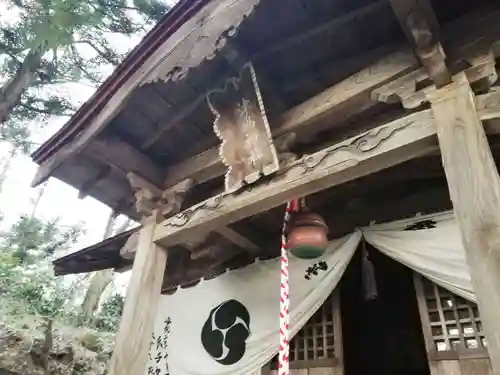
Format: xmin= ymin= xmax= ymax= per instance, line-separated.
xmin=207 ymin=62 xmax=280 ymax=193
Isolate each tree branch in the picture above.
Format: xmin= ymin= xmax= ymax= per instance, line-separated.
xmin=0 ymin=49 xmax=43 ymax=124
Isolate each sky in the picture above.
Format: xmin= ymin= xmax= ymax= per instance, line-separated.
xmin=0 ymin=0 xmax=179 ymax=293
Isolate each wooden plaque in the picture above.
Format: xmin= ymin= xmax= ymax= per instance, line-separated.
xmin=207 ymin=62 xmax=279 ymax=193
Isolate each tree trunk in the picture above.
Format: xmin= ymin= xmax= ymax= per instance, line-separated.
xmin=0 ymin=147 xmax=17 ymax=196
xmin=80 ymin=211 xmax=131 ymax=321
xmin=30 ymin=181 xmax=48 ymax=218
xmin=0 ymin=49 xmax=43 ymax=124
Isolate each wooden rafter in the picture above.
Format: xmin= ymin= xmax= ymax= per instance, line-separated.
xmin=388 ymin=0 xmax=451 ymax=87
xmin=162 ymin=50 xmax=419 ymax=188
xmin=153 ymin=93 xmax=500 ymax=247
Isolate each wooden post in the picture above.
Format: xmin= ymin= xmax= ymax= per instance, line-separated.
xmin=107 ymin=214 xmax=167 ymax=375
xmin=429 ymin=73 xmax=500 ymax=374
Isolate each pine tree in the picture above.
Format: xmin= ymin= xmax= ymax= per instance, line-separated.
xmin=0 ymin=0 xmax=170 ymax=151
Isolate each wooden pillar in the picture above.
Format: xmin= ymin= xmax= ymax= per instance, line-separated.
xmin=107 ymin=174 xmax=192 ymax=375
xmin=107 ymin=214 xmax=167 ymax=375
xmin=429 ymin=73 xmax=500 ymax=374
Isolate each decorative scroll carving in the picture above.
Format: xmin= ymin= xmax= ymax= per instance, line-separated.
xmin=126 ymin=173 xmax=193 ymax=219
xmin=154 ymin=109 xmax=439 ymax=246
xmin=207 ymin=62 xmax=279 ymax=193
xmin=140 ymin=0 xmax=261 ymax=86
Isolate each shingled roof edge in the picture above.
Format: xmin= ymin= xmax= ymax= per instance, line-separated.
xmin=31 ymin=0 xmax=210 ymax=163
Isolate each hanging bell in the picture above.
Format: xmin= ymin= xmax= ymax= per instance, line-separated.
xmin=287 ymin=211 xmax=329 ymax=259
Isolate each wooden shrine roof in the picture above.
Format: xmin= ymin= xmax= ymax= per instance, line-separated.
xmin=32 ymin=0 xmax=413 ymax=218
xmin=40 ymin=0 xmax=500 ymax=291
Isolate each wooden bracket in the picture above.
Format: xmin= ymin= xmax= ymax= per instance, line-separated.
xmin=389 ymin=0 xmax=452 ymax=88
xmin=372 ymin=49 xmax=498 ymax=110
xmin=126 ymin=172 xmax=193 ymax=220
xmin=275 ymin=132 xmax=299 ymax=167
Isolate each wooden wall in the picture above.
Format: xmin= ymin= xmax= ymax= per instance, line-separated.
xmin=265 ymin=291 xmax=344 ymax=375
xmin=414 ymin=274 xmax=493 ymax=375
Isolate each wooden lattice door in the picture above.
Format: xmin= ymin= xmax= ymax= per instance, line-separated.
xmin=413 ymin=273 xmax=492 ymax=375
xmin=265 ymin=290 xmax=344 ymax=375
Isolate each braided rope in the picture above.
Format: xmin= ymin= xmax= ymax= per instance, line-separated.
xmin=279 ymin=200 xmax=297 ymax=375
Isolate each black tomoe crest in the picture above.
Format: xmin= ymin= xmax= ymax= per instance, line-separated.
xmin=201 ymin=299 xmax=251 ymax=365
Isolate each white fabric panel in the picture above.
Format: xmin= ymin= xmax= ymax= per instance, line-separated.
xmin=146 ymin=231 xmax=361 ymax=375
xmin=362 ymin=211 xmax=475 ymax=302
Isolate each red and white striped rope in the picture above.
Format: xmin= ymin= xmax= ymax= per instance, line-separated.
xmin=279 ymin=199 xmax=298 ymax=375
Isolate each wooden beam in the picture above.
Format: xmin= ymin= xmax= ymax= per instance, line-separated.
xmin=388 ymin=0 xmax=452 ymax=87
xmin=77 ymin=166 xmax=111 ymax=199
xmin=429 ymin=73 xmax=500 ymax=374
xmin=133 ymin=1 xmax=387 ymax=153
xmin=154 ymin=109 xmax=438 ymax=247
xmin=107 ymin=217 xmax=167 ymax=375
xmin=87 ymin=137 xmax=164 ymax=186
xmin=154 ymin=92 xmax=500 ymax=247
xmin=216 ymin=226 xmax=260 ymax=253
xmin=162 ymin=50 xmax=419 ymax=188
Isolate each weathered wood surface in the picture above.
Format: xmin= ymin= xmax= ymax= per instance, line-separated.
xmin=163 ymin=6 xmax=500 ymax=191
xmin=87 ymin=137 xmax=164 ymax=186
xmin=388 ymin=0 xmax=451 ymax=87
xmin=414 ymin=273 xmax=494 ymax=375
xmin=154 ymin=90 xmax=500 ymax=247
xmin=154 ymin=109 xmax=438 ymax=246
xmin=428 ymin=359 xmax=494 ymax=375
xmin=429 ymin=360 xmax=463 ymax=375
xmin=207 ymin=63 xmax=279 ymax=193
xmin=127 ymin=173 xmax=193 ymax=218
xmin=429 ymin=73 xmax=500 ymax=375
xmin=107 ymin=219 xmax=167 ymax=375
xmin=31 ymin=0 xmax=263 ymax=188
xmin=163 ymin=50 xmax=419 ymax=189
xmin=460 ymin=359 xmax=494 ymax=375
xmin=372 ymin=52 xmax=497 ymax=110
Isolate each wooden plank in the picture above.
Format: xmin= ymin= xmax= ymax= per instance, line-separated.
xmin=87 ymin=137 xmax=164 ymax=186
xmin=331 ymin=291 xmax=344 ymax=375
xmin=161 ymin=50 xmax=418 ymax=188
xmin=274 ymin=51 xmax=416 ymax=137
xmin=162 ymin=68 xmax=500 ymax=191
xmin=429 ymin=360 xmax=463 ymax=375
xmin=413 ymin=274 xmax=437 ymax=357
xmin=154 ymin=91 xmax=500 ymax=247
xmin=154 ymin=109 xmax=438 ymax=247
xmin=309 ymin=368 xmax=340 ymax=375
xmin=216 ymin=226 xmax=260 ymax=253
xmin=107 ymin=218 xmax=167 ymax=375
xmin=460 ymin=358 xmax=493 ymax=375
xmin=429 ymin=72 xmax=500 ymax=375
xmin=31 ymin=0 xmax=263 ymax=187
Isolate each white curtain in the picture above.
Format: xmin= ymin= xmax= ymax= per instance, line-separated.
xmin=146 ymin=231 xmax=361 ymax=375
xmin=362 ymin=211 xmax=475 ymax=302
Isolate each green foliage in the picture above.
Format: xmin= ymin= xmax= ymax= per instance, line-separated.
xmin=94 ymin=293 xmax=124 ymax=332
xmin=0 ymin=214 xmax=85 ymax=318
xmin=0 ymin=214 xmax=124 ymax=333
xmin=1 ymin=214 xmax=84 ymax=264
xmin=0 ymin=0 xmax=171 ymax=153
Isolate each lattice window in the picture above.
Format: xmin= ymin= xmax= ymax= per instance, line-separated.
xmin=415 ymin=275 xmax=486 ymax=354
xmin=270 ymin=292 xmax=340 ymax=369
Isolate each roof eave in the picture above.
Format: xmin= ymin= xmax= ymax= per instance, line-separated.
xmin=31 ymin=0 xmax=211 ymax=164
